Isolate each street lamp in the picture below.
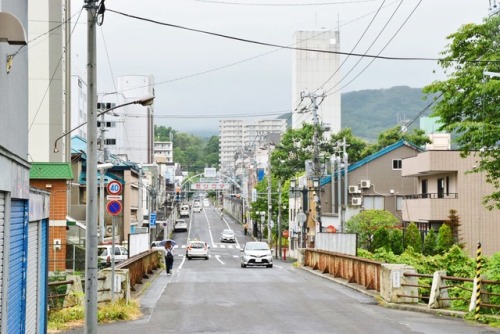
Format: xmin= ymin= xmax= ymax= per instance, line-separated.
xmin=53 ymin=94 xmax=155 ymax=153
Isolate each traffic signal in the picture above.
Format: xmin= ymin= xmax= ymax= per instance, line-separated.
xmin=175 ymin=187 xmax=180 ymax=201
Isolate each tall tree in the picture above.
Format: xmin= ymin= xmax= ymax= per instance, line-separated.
xmin=327 ymin=128 xmax=368 ymax=163
xmin=423 ymin=15 xmax=500 ymax=209
xmin=362 ymin=125 xmax=430 ymax=157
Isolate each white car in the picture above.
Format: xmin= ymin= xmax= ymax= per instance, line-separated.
xmin=193 ymin=204 xmax=202 ymax=213
xmin=97 ymin=245 xmax=128 ymax=268
xmin=179 ymin=204 xmax=190 ymax=218
xmin=220 ymin=229 xmax=236 ymax=243
xmin=174 ymin=219 xmax=188 ymax=232
xmin=240 ymin=242 xmax=273 ymax=268
xmin=203 ymin=199 xmax=210 ymax=207
xmin=186 ymin=240 xmax=209 ymax=260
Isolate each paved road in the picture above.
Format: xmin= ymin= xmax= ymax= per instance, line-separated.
xmin=62 ymin=205 xmax=500 ymax=334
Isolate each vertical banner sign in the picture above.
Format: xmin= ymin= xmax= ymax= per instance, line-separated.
xmin=150 ymin=212 xmax=157 ymax=228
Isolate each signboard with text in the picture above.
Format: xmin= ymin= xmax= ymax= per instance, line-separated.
xmin=203 ymin=168 xmax=217 ymax=178
xmin=191 ymin=182 xmax=231 ymax=190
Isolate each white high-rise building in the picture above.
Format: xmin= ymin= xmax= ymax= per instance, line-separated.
xmin=219 ymin=119 xmax=286 ymax=170
xmin=100 ymin=75 xmax=155 ymax=164
xmin=292 ymin=30 xmax=341 ymax=135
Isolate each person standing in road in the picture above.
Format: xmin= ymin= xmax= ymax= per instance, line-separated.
xmin=164 ymin=241 xmax=175 ymax=275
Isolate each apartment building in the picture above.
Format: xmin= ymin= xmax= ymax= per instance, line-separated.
xmin=401 ymin=150 xmax=499 ymax=257
xmin=219 ymin=119 xmax=286 ymax=171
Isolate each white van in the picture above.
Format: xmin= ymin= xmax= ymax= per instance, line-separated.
xmin=180 ymin=204 xmax=190 ymax=218
xmin=193 ymin=203 xmax=202 ymax=213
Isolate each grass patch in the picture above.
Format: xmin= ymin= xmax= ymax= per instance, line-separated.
xmin=48 ymin=299 xmax=142 ymax=332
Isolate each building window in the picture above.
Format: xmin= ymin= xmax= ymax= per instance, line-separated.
xmin=105 ymin=138 xmax=116 ymax=145
xmin=363 ymin=196 xmax=384 ymax=210
xmin=437 ymin=178 xmax=445 ymax=198
xmin=422 ymin=179 xmax=428 ymax=198
xmin=392 ymin=159 xmax=402 ymax=170
xmin=396 ymin=195 xmax=403 ymax=211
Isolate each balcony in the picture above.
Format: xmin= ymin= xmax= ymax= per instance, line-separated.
xmin=402 ymin=193 xmax=459 ymax=221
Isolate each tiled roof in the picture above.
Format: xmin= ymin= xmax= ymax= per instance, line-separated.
xmin=30 ymin=163 xmax=73 ymax=180
xmin=321 ymin=140 xmax=422 ymax=186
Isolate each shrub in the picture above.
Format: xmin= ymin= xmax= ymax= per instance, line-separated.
xmin=437 ymin=223 xmax=454 ymax=254
xmin=370 ymin=227 xmax=391 ymax=252
xmin=390 ymin=228 xmax=404 ymax=255
xmin=423 ymin=229 xmax=437 ymax=256
xmin=404 ymin=222 xmax=422 ymax=253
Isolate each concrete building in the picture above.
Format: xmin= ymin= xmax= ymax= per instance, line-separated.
xmin=401 ymin=150 xmax=499 ymax=257
xmin=28 ymin=0 xmax=70 ymax=162
xmin=292 ymin=30 xmax=341 ymax=135
xmin=1 ymin=4 xmax=51 ymax=332
xmin=100 ymin=75 xmax=155 ymax=164
xmin=219 ymin=119 xmax=286 ymax=171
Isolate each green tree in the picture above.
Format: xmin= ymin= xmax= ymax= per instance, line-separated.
xmin=389 ymin=228 xmax=404 ymax=255
xmin=422 ymin=229 xmax=438 ymax=256
xmin=423 ymin=15 xmax=500 ymax=209
xmin=404 ymin=222 xmax=422 ymax=253
xmin=327 ymin=128 xmax=368 ymax=163
xmin=345 ymin=210 xmax=399 ymax=250
xmin=370 ymin=227 xmax=391 ymax=252
xmin=270 ymin=124 xmax=315 ymax=181
xmin=436 ymin=223 xmax=454 ymax=254
xmin=362 ymin=126 xmax=430 ymax=157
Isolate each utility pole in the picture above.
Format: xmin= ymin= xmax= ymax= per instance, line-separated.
xmin=277 ymin=179 xmax=282 ymax=259
xmin=267 ymin=137 xmax=272 ymax=244
xmin=301 ymin=90 xmax=325 ymax=233
xmin=84 ymin=0 xmax=98 ymax=332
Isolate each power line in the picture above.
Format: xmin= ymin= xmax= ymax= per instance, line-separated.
xmin=107 ymin=8 xmax=460 ymax=62
xmin=192 ymin=0 xmax=379 ymax=6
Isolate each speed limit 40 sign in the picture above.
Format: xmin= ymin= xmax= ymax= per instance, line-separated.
xmin=107 ymin=180 xmax=122 ymax=195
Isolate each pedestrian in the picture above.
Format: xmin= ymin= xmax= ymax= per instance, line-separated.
xmin=243 ymin=223 xmax=248 ymax=235
xmin=220 ymin=207 xmax=224 ymax=219
xmin=164 ymin=240 xmax=175 ymax=275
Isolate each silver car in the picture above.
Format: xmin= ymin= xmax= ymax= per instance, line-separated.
xmin=220 ymin=229 xmax=236 ymax=243
xmin=240 ymin=242 xmax=273 ymax=268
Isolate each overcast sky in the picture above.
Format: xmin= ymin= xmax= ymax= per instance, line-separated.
xmin=71 ymin=0 xmax=489 ymax=135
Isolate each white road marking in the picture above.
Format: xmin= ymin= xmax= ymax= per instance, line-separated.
xmin=215 ymin=255 xmax=225 ymax=265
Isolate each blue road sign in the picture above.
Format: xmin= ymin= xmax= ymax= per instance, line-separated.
xmin=106 ymin=200 xmax=122 ymax=216
xmin=150 ymin=212 xmax=157 ymax=228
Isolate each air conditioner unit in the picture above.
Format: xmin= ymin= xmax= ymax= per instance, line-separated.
xmin=349 ymin=185 xmax=360 ymax=194
xmin=105 ymin=226 xmax=113 ymax=237
xmin=351 ymin=197 xmax=362 ymax=206
xmin=360 ymin=180 xmax=371 ymax=189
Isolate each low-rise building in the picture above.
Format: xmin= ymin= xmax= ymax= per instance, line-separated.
xmin=401 ymin=150 xmax=499 ymax=256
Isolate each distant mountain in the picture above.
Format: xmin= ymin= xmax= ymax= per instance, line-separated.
xmin=342 ymin=86 xmax=430 ymax=142
xmin=280 ymin=86 xmax=431 ymax=142
xmin=184 ymin=86 xmax=431 ymax=142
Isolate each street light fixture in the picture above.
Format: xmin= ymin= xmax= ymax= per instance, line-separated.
xmin=53 ymin=94 xmax=155 ymax=153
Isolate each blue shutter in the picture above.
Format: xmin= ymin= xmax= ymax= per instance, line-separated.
xmin=40 ymin=219 xmax=48 ymax=333
xmin=7 ymin=200 xmax=28 ymax=334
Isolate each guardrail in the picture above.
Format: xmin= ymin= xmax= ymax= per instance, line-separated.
xmin=304 ymin=249 xmax=381 ymax=291
xmin=303 ymin=249 xmax=500 ymax=315
xmin=116 ymin=249 xmax=162 ymax=291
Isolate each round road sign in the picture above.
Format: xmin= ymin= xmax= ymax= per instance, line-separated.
xmin=107 ymin=180 xmax=122 ymax=195
xmin=106 ymin=200 xmax=122 ymax=216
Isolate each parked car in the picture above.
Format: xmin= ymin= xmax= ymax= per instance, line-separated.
xmin=186 ymin=240 xmax=209 ymax=260
xmin=220 ymin=229 xmax=236 ymax=243
xmin=179 ymin=204 xmax=190 ymax=218
xmin=240 ymin=242 xmax=272 ymax=268
xmin=174 ymin=219 xmax=188 ymax=232
xmin=97 ymin=244 xmax=128 ymax=268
